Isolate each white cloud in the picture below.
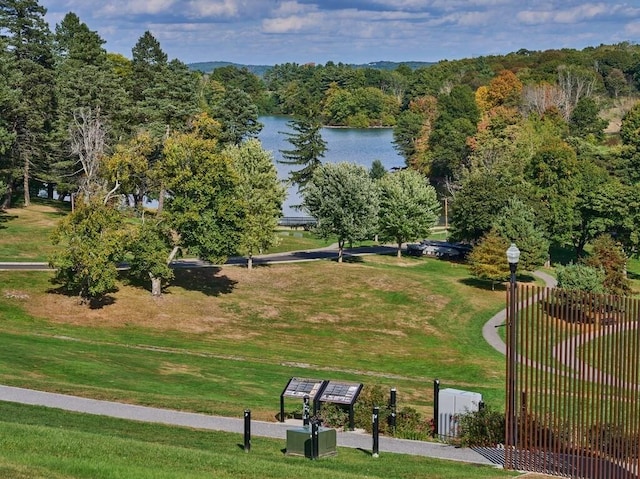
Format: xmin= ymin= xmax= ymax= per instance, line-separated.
xmin=625 ymin=21 xmax=640 ymax=36
xmin=97 ymin=0 xmax=177 ymax=16
xmin=262 ymin=12 xmax=324 ymax=34
xmin=272 ymin=1 xmax=311 ymax=16
xmin=517 ymin=3 xmax=616 ymax=25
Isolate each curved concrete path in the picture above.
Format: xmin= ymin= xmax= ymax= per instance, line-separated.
xmin=482 ymin=270 xmax=557 ymax=355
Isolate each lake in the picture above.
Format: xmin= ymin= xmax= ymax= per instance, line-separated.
xmin=258 ymin=115 xmax=405 ymax=216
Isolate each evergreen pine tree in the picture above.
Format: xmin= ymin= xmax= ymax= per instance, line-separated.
xmin=0 ymin=0 xmax=56 ymax=207
xmin=279 ymin=116 xmax=327 ymax=192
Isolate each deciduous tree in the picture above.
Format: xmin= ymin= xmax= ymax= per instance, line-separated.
xmin=126 ymin=219 xmax=175 ymax=296
xmin=583 ymin=234 xmax=630 ymax=296
xmin=160 ymin=118 xmax=245 ymax=264
xmin=302 ymin=162 xmax=378 ymax=262
xmin=225 ymin=138 xmax=286 ymax=270
xmin=467 ymin=229 xmax=510 ymax=290
xmin=492 ymin=198 xmax=549 ymax=271
xmin=377 ymin=169 xmax=439 ymax=258
xmin=49 ymin=200 xmax=125 ymax=303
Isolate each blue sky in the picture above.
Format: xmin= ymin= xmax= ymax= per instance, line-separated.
xmin=38 ymin=1 xmax=640 ymax=65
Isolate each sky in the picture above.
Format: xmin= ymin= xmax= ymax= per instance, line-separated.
xmin=38 ymin=1 xmax=640 ymax=66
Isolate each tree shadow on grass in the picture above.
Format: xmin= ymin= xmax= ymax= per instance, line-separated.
xmin=339 ymin=255 xmax=365 ymax=264
xmin=46 ymin=283 xmax=117 ymax=310
xmin=459 ymin=277 xmax=507 ymax=291
xmin=459 ymin=273 xmax=538 ymax=291
xmin=121 ymin=268 xmax=236 ymax=297
xmin=628 ymin=271 xmax=640 ymax=281
xmin=169 ymin=267 xmax=237 ymax=296
xmin=0 ymin=210 xmax=18 ymax=230
xmin=87 ymin=295 xmax=116 ymax=309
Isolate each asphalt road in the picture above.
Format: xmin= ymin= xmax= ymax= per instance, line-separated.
xmin=0 ymin=245 xmax=401 ymax=271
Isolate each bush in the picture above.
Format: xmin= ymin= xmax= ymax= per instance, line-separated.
xmin=318 ymin=402 xmax=349 ymax=430
xmin=320 ymin=384 xmax=433 ymax=440
xmin=455 ymin=406 xmax=505 ymax=447
xmin=353 ymin=384 xmax=391 ymax=434
xmin=394 ymin=406 xmax=431 ymax=441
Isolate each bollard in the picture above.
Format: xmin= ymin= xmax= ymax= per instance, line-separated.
xmin=243 ymin=409 xmax=251 ymax=452
xmin=389 ymin=388 xmax=397 ymax=433
xmin=303 ymin=395 xmax=310 ymax=427
xmin=311 ymin=418 xmax=319 ymax=460
xmin=372 ymin=406 xmax=380 ymax=458
xmin=433 ymin=379 xmax=440 ymax=436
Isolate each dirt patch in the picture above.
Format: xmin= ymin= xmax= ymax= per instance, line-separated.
xmin=3 ymin=290 xmax=30 ymax=300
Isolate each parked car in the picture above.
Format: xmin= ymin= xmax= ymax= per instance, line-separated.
xmin=405 ymin=240 xmax=471 ymax=259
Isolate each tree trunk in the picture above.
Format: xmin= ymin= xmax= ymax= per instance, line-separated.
xmin=47 ymin=183 xmax=54 ymax=200
xmin=150 ymin=276 xmax=162 ymax=296
xmin=0 ymin=180 xmax=12 ymax=209
xmin=338 ymin=240 xmax=344 ymax=263
xmin=397 ymin=240 xmax=402 ymax=259
xmin=247 ymin=254 xmax=253 ymax=270
xmin=23 ymin=156 xmax=30 ymax=207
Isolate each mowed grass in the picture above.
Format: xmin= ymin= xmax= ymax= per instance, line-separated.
xmin=269 ymin=228 xmax=337 ymax=252
xmin=0 ymin=200 xmax=69 ymax=262
xmin=0 ymin=251 xmax=508 ymax=420
xmin=0 ymin=402 xmax=519 ymax=479
xmin=0 ymin=204 xmax=556 ymax=477
xmin=0 ymin=204 xmax=507 ymax=419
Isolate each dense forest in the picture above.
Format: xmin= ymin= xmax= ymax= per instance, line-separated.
xmin=2 ymin=1 xmax=640 ymax=298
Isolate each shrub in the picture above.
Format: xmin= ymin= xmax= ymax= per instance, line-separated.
xmin=353 ymin=384 xmax=391 ymax=434
xmin=394 ymin=406 xmax=431 ymax=441
xmin=455 ymin=406 xmax=505 ymax=447
xmin=318 ymin=402 xmax=349 ymax=430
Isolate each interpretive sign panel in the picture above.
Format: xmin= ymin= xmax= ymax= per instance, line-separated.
xmin=280 ymin=377 xmax=328 ymax=422
xmin=282 ymin=377 xmax=325 ymax=400
xmin=319 ymin=381 xmax=363 ymax=405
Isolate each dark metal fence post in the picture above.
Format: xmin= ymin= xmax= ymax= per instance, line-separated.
xmin=311 ymin=418 xmax=319 ymax=460
xmin=389 ymin=388 xmax=397 ymax=434
xmin=433 ymin=379 xmax=440 ymax=436
xmin=372 ymin=406 xmax=380 ymax=458
xmin=243 ymin=409 xmax=251 ymax=452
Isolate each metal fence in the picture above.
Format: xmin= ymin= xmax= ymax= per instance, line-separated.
xmin=505 ymin=284 xmax=640 ymax=479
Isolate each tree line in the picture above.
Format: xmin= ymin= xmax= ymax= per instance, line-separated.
xmin=2 ymin=0 xmax=640 ymax=298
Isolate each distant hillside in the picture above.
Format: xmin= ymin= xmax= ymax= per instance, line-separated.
xmin=188 ymin=60 xmax=434 ymax=76
xmin=188 ymin=62 xmax=272 ymax=76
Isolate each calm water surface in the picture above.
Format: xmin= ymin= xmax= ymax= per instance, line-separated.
xmin=258 ymin=116 xmax=404 ymax=216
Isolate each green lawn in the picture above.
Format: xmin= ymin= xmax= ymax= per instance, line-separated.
xmin=0 ymin=200 xmax=69 ymax=262
xmin=0 ymin=254 xmax=509 ymax=419
xmin=0 ymin=202 xmax=525 ymax=476
xmin=0 ymin=401 xmax=518 ymax=479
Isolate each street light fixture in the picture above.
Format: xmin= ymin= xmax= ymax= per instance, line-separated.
xmin=506 ymin=243 xmax=520 ymax=452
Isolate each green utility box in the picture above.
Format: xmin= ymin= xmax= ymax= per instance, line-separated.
xmin=285 ymin=426 xmax=337 ymax=458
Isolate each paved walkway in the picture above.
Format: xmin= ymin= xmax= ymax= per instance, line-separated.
xmin=0 ymin=384 xmax=494 ymax=465
xmin=482 ymin=270 xmax=557 ymax=355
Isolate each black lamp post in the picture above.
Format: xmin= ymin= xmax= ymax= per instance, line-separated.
xmin=506 ymin=243 xmax=520 ymax=449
